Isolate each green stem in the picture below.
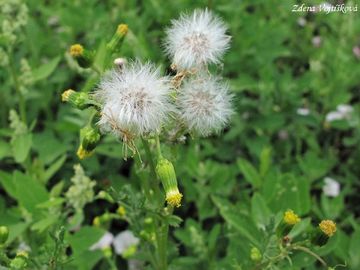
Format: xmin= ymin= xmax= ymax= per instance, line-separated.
xmin=155 ymin=135 xmax=163 ymax=159
xmin=292 ymin=245 xmax=327 ymax=267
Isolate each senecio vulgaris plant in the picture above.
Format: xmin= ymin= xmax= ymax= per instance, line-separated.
xmin=61 ymin=9 xmax=232 ymax=270
xmin=58 ymin=9 xmax=339 ymax=270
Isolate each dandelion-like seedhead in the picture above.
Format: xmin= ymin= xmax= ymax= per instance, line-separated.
xmin=164 ymin=9 xmax=230 ymax=70
xmin=95 ymin=61 xmax=173 ymax=138
xmin=177 ymin=74 xmax=233 ymax=136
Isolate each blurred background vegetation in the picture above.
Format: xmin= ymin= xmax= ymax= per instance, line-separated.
xmin=1 ymin=0 xmax=360 ymax=269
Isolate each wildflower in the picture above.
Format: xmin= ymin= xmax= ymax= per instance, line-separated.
xmin=95 ymin=61 xmax=172 ymax=150
xmin=156 ymin=158 xmax=183 ymax=207
xmin=113 ymin=230 xmax=139 ymax=257
xmin=61 ymin=89 xmax=91 ymax=110
xmin=77 ymin=125 xmax=101 ymax=159
xmin=284 ymin=210 xmax=301 ymax=225
xmin=276 ymin=210 xmax=301 ymax=237
xmin=311 ymin=220 xmax=337 ymax=246
xmin=164 ymin=9 xmax=230 ymax=70
xmin=69 ymin=44 xmax=93 ymax=68
xmin=323 ymin=177 xmax=340 ymax=197
xmin=177 ymin=74 xmax=233 ymax=136
xmin=325 ymin=104 xmax=353 ymax=122
xmin=107 ymin=24 xmax=129 ymax=52
xmin=297 ymin=108 xmax=310 ymax=116
xmin=90 ymin=232 xmax=114 ymax=251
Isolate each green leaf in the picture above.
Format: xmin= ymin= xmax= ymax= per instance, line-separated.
xmin=237 ymin=158 xmax=262 ymax=188
xmin=0 ymin=170 xmax=17 ymax=199
xmin=31 ymin=56 xmax=61 ymax=82
xmin=12 ymin=133 xmax=32 ymax=163
xmin=259 ymin=147 xmax=272 ymax=177
xmin=43 ymin=154 xmax=67 ymax=183
xmin=251 ymin=193 xmax=272 ymax=228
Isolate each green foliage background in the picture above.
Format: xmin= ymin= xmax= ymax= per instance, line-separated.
xmin=1 ymin=0 xmax=360 ymax=269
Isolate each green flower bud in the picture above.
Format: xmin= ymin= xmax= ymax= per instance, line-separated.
xmin=122 ymin=244 xmax=137 ymax=259
xmin=61 ymin=89 xmax=91 ymax=110
xmin=311 ymin=220 xmax=337 ymax=246
xmin=276 ymin=210 xmax=301 ymax=238
xmin=107 ymin=24 xmax=128 ymax=52
xmin=102 ymin=246 xmax=112 ymax=258
xmin=155 ymin=158 xmax=183 ymax=208
xmin=0 ymin=226 xmax=9 ymax=244
xmin=69 ymin=44 xmax=94 ymax=68
xmin=10 ymin=251 xmax=28 ymax=269
xmin=80 ymin=126 xmax=101 ymax=152
xmin=250 ymin=247 xmax=262 ymax=262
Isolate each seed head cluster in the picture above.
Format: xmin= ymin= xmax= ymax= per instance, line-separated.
xmin=96 ymin=9 xmax=233 ymax=143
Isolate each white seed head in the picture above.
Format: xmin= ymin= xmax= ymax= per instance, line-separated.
xmin=95 ymin=61 xmax=172 ymax=138
xmin=177 ymin=74 xmax=233 ymax=136
xmin=164 ymin=9 xmax=230 ymax=70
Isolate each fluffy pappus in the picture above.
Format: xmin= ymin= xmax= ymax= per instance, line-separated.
xmin=177 ymin=74 xmax=233 ymax=136
xmin=95 ymin=61 xmax=173 ymax=140
xmin=164 ymin=9 xmax=231 ymax=70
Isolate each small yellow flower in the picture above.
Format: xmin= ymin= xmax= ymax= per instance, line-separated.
xmin=283 ymin=210 xmax=301 ymax=225
xmin=61 ymin=89 xmax=75 ymax=102
xmin=77 ymin=145 xmax=93 ymax=160
xmin=166 ymin=189 xmax=183 ymax=208
xmin=319 ymin=220 xmax=336 ymax=237
xmin=117 ymin=24 xmax=128 ymax=35
xmin=117 ymin=206 xmax=126 ymax=217
xmin=70 ymin=44 xmax=84 ymax=57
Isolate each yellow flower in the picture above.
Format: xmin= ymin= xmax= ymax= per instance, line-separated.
xmin=77 ymin=145 xmax=93 ymax=159
xmin=283 ymin=210 xmax=301 ymax=225
xmin=319 ymin=220 xmax=336 ymax=237
xmin=165 ymin=189 xmax=183 ymax=208
xmin=117 ymin=24 xmax=128 ymax=36
xmin=70 ymin=44 xmax=84 ymax=57
xmin=61 ymin=89 xmax=75 ymax=102
xmin=16 ymin=251 xmax=29 ymax=258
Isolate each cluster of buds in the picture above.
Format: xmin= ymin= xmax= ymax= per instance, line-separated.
xmin=155 ymin=158 xmax=183 ymax=208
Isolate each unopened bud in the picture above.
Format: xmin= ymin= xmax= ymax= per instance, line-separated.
xmin=0 ymin=226 xmax=9 ymax=244
xmin=69 ymin=44 xmax=94 ymax=68
xmin=117 ymin=206 xmax=126 ymax=217
xmin=107 ymin=24 xmax=128 ymax=52
xmin=156 ymin=158 xmax=183 ymax=208
xmin=10 ymin=251 xmax=28 ymax=269
xmin=61 ymin=89 xmax=90 ymax=110
xmin=80 ymin=126 xmax=101 ymax=152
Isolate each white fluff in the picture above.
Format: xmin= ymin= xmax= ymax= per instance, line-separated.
xmin=95 ymin=61 xmax=172 ymax=138
xmin=177 ymin=74 xmax=233 ymax=136
xmin=90 ymin=232 xmax=114 ymax=250
xmin=164 ymin=9 xmax=230 ymax=70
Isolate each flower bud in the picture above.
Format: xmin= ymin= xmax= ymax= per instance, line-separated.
xmin=276 ymin=210 xmax=301 ymax=238
xmin=102 ymin=246 xmax=112 ymax=258
xmin=61 ymin=89 xmax=91 ymax=110
xmin=0 ymin=226 xmax=9 ymax=244
xmin=69 ymin=44 xmax=94 ymax=68
xmin=156 ymin=158 xmax=183 ymax=208
xmin=77 ymin=145 xmax=93 ymax=160
xmin=107 ymin=24 xmax=128 ymax=52
xmin=250 ymin=247 xmax=262 ymax=262
xmin=80 ymin=126 xmax=101 ymax=151
xmin=117 ymin=206 xmax=126 ymax=217
xmin=10 ymin=251 xmax=28 ymax=269
xmin=311 ymin=220 xmax=337 ymax=246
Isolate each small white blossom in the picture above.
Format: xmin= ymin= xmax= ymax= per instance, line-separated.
xmin=113 ymin=230 xmax=139 ymax=255
xmin=177 ymin=74 xmax=233 ymax=136
xmin=323 ymin=177 xmax=340 ymax=197
xmin=297 ymin=108 xmax=310 ymax=116
xmin=325 ymin=104 xmax=353 ymax=122
xmin=90 ymin=232 xmax=114 ymax=251
xmin=164 ymin=9 xmax=230 ymax=70
xmin=95 ymin=61 xmax=173 ymax=138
